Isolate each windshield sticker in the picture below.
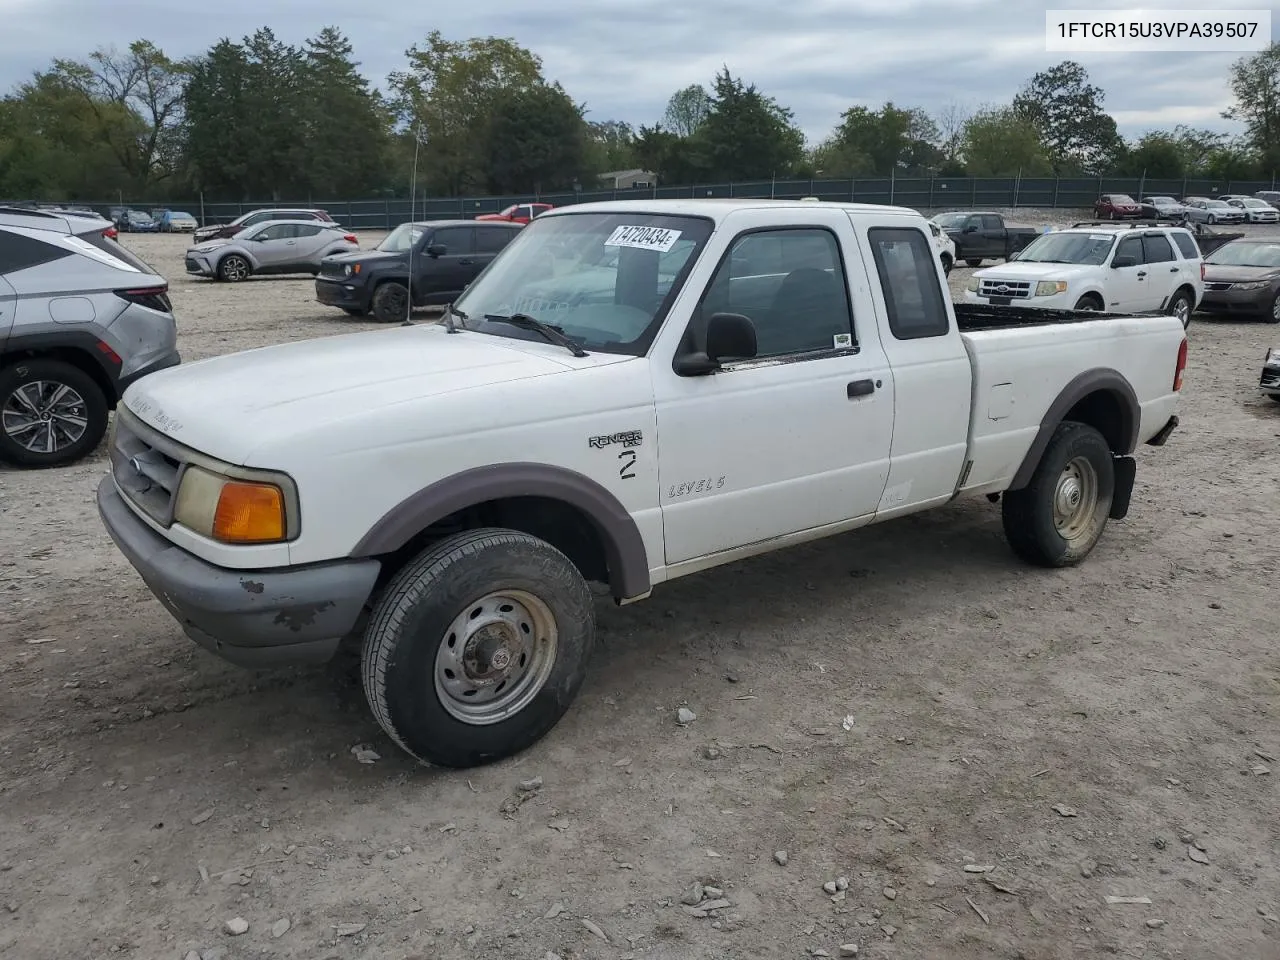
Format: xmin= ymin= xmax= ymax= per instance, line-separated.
xmin=604 ymin=225 xmax=682 ymax=252
xmin=62 ymin=236 xmax=142 ymax=271
xmin=833 ymin=333 xmax=853 ymax=349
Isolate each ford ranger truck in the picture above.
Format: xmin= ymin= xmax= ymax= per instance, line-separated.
xmin=96 ymin=199 xmax=1186 ymax=769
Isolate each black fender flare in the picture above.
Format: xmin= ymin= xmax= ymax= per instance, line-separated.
xmin=350 ymin=462 xmax=651 ymax=600
xmin=1008 ymin=368 xmax=1140 ymax=491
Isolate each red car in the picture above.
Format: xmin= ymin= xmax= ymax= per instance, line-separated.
xmin=1094 ymin=194 xmax=1144 ymax=220
xmin=476 ymin=203 xmax=553 ymax=224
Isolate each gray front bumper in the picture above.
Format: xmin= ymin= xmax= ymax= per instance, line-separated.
xmin=96 ymin=475 xmax=380 ymax=667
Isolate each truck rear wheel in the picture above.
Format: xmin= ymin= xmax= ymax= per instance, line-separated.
xmin=360 ymin=528 xmax=596 ymax=768
xmin=1001 ymin=422 xmax=1115 ymax=567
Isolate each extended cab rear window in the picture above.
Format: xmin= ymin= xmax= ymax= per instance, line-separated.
xmin=867 ymin=227 xmax=950 ymax=340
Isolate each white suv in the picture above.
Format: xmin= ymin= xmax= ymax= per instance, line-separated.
xmin=963 ymin=222 xmax=1204 ymax=328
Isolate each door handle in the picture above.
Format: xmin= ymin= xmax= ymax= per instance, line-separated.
xmin=1136 ymin=271 xmax=1146 ymax=278
xmin=847 ymin=379 xmax=876 ymax=398
xmin=1169 ymin=267 xmax=1179 ymax=272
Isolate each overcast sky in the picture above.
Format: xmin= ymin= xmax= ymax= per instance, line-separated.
xmin=0 ymin=0 xmax=1271 ymax=145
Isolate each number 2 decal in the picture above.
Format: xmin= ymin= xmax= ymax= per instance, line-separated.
xmin=618 ymin=450 xmax=636 ymax=479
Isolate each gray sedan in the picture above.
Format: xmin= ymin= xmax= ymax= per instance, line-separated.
xmin=185 ymin=220 xmax=360 ymax=282
xmin=1181 ymin=198 xmax=1246 ymax=225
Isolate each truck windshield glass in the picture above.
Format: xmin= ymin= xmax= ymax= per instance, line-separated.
xmin=933 ymin=213 xmax=969 ymax=229
xmin=378 ymin=223 xmax=424 ymax=253
xmin=1205 ymin=241 xmax=1280 ymax=268
xmin=1015 ymin=232 xmax=1115 ymax=266
xmin=451 ymin=212 xmax=713 ymax=356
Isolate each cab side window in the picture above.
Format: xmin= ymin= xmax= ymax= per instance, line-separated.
xmin=867 ymin=227 xmax=950 ymax=340
xmin=431 ymin=227 xmax=475 ymax=255
xmin=1142 ymin=233 xmax=1175 ymax=263
xmin=690 ymin=227 xmax=855 ymax=360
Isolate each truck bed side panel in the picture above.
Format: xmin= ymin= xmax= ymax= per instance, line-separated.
xmin=958 ymin=316 xmax=1182 ymax=494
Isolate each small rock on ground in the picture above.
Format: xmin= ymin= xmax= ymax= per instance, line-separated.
xmin=271 ymin=918 xmax=290 ymax=938
xmin=677 ymin=707 xmax=697 ymax=725
xmin=774 ymin=850 xmax=789 ymax=866
xmin=223 ymin=917 xmax=248 ymax=936
xmin=840 ymin=946 xmax=860 ymax=957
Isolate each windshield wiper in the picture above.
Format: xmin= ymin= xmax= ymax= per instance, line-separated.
xmin=484 ymin=313 xmax=587 ymax=357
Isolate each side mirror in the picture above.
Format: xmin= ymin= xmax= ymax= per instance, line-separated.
xmin=675 ymin=312 xmax=757 ymax=376
xmin=1111 ymin=255 xmax=1137 ymax=269
xmin=426 ymin=243 xmax=447 ymax=257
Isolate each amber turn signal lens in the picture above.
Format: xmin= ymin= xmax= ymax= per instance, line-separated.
xmin=212 ymin=481 xmax=286 ymax=543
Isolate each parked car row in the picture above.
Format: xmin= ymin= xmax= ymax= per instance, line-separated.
xmin=1095 ymin=192 xmax=1280 ymax=224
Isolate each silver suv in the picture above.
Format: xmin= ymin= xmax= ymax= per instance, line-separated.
xmin=192 ymin=207 xmax=336 ymax=244
xmin=185 ymin=220 xmax=360 ymax=282
xmin=0 ymin=206 xmax=180 ymax=468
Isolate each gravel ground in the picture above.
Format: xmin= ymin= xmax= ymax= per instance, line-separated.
xmin=2 ymin=216 xmax=1279 ymax=960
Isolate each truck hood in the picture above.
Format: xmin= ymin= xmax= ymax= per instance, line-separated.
xmin=322 ymin=248 xmax=404 ymax=266
xmin=973 ymin=262 xmax=1101 ymax=282
xmin=120 ymin=325 xmax=626 ymax=465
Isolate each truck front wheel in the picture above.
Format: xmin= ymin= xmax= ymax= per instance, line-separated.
xmin=1001 ymin=422 xmax=1115 ymax=567
xmin=360 ymin=528 xmax=596 ymax=768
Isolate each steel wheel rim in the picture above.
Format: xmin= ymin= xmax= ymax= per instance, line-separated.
xmin=223 ymin=257 xmax=248 ymax=281
xmin=1053 ymin=456 xmax=1099 ymax=542
xmin=2 ymin=380 xmax=89 ymax=453
xmin=433 ymin=589 xmax=559 ymax=725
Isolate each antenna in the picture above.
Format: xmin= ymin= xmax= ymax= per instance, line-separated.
xmin=403 ymin=121 xmax=426 ymax=327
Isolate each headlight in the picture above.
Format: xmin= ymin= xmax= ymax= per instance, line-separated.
xmin=1268 ymin=347 xmax=1280 ymax=364
xmin=174 ymin=465 xmax=292 ymax=544
xmin=1235 ymin=280 xmax=1269 ymax=290
xmin=965 ymin=278 xmax=979 ymax=292
xmin=1035 ymin=281 xmax=1068 ymax=296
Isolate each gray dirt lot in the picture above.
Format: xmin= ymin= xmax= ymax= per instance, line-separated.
xmin=1 ymin=215 xmax=1279 ymax=960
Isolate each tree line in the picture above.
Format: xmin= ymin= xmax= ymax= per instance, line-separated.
xmin=1 ymin=29 xmax=1277 ymax=203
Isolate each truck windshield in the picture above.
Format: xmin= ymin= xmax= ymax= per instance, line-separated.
xmin=451 ymin=212 xmax=713 ymax=356
xmin=933 ymin=213 xmax=969 ymax=229
xmin=1015 ymin=232 xmax=1115 ymax=265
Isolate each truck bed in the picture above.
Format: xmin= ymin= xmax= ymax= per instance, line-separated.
xmin=953 ymin=302 xmax=1162 ymax=332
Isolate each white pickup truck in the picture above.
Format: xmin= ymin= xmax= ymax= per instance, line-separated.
xmin=97 ymin=199 xmax=1186 ymax=768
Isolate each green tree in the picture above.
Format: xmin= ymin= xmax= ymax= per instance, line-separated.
xmin=299 ymin=27 xmax=390 ymax=197
xmin=695 ymin=68 xmax=803 ymax=180
xmin=817 ymin=103 xmax=941 ymax=176
xmin=484 ymin=83 xmax=591 ymax=194
xmin=588 ymin=120 xmax=636 ymax=172
xmin=960 ymin=105 xmax=1053 ymax=177
xmin=632 ymin=124 xmax=706 ymax=184
xmin=1226 ymin=42 xmax=1280 ymax=173
xmin=1114 ymin=132 xmax=1185 ymax=178
xmin=1012 ymin=61 xmax=1123 ymax=174
xmin=389 ymin=32 xmax=545 ymax=195
xmin=0 ymin=74 xmax=136 ymax=199
xmin=662 ymin=84 xmax=710 ymax=138
xmin=44 ymin=40 xmax=187 ymax=190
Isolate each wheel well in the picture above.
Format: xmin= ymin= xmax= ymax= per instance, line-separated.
xmin=373 ymin=495 xmax=609 ymax=592
xmin=0 ymin=346 xmax=117 ymax=407
xmin=1173 ymin=283 xmax=1196 ymax=306
xmin=1076 ymin=291 xmax=1104 ymax=307
xmin=1062 ymin=389 xmax=1128 ymax=453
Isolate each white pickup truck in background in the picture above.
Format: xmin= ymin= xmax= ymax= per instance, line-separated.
xmin=97 ymin=199 xmax=1187 ymax=768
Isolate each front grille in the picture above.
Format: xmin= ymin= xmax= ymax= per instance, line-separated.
xmin=1262 ymin=369 xmax=1280 ymax=389
xmin=978 ymin=279 xmax=1032 ymax=299
xmin=110 ymin=410 xmax=189 ymax=526
xmin=1205 ymin=281 xmax=1233 ymax=291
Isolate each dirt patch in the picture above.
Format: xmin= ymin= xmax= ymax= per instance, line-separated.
xmin=1 ymin=229 xmax=1278 ymax=960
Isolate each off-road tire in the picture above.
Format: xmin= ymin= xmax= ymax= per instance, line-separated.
xmin=1001 ymin=421 xmax=1115 ymax=568
xmin=371 ymin=282 xmax=409 ymax=323
xmin=0 ymin=359 xmax=109 ymax=468
xmin=217 ymin=254 xmax=250 ymax=282
xmin=361 ymin=528 xmax=595 ymax=768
